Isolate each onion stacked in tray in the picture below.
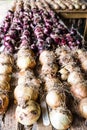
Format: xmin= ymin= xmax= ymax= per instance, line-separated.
xmin=0 ymin=0 xmax=87 ymax=130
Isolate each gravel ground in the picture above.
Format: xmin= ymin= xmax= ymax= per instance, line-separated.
xmin=0 ymin=0 xmax=14 ymax=24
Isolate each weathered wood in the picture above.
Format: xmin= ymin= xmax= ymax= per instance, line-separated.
xmin=59 ymin=12 xmax=87 ymax=19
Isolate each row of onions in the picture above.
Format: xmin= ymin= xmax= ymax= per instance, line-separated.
xmin=56 ymin=46 xmax=87 ymax=119
xmin=39 ymin=50 xmax=73 ymax=130
xmin=14 ymin=0 xmax=41 ymax=126
xmin=0 ymin=0 xmax=87 ymax=129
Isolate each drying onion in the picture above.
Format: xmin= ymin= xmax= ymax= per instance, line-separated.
xmin=59 ymin=68 xmax=68 ymax=75
xmin=79 ymin=98 xmax=87 ymax=119
xmin=67 ymin=71 xmax=84 ymax=85
xmin=15 ymin=100 xmax=41 ymax=125
xmin=0 ymin=53 xmax=13 ymax=64
xmin=46 ymin=90 xmax=66 ymax=109
xmin=0 ymin=74 xmax=11 ymax=82
xmin=71 ymin=82 xmax=87 ymax=100
xmin=39 ymin=50 xmax=55 ymax=65
xmin=17 ymin=55 xmax=36 ymax=70
xmin=0 ymin=81 xmax=10 ymax=92
xmin=0 ymin=63 xmax=12 ymax=74
xmin=41 ymin=63 xmax=58 ymax=75
xmin=44 ymin=75 xmax=61 ymax=91
xmin=49 ymin=107 xmax=73 ymax=130
xmin=17 ymin=47 xmax=34 ymax=58
xmin=14 ymin=85 xmax=39 ymax=105
xmin=0 ymin=93 xmax=9 ymax=114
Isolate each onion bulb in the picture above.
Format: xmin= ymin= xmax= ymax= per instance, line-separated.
xmin=41 ymin=63 xmax=58 ymax=75
xmin=0 ymin=53 xmax=13 ymax=64
xmin=49 ymin=107 xmax=73 ymax=130
xmin=81 ymin=61 xmax=87 ymax=71
xmin=39 ymin=50 xmax=55 ymax=65
xmin=76 ymin=49 xmax=87 ymax=71
xmin=17 ymin=55 xmax=36 ymax=70
xmin=17 ymin=48 xmax=34 ymax=58
xmin=79 ymin=98 xmax=87 ymax=119
xmin=46 ymin=90 xmax=66 ymax=109
xmin=59 ymin=68 xmax=68 ymax=75
xmin=44 ymin=75 xmax=61 ymax=91
xmin=67 ymin=71 xmax=84 ymax=85
xmin=71 ymin=82 xmax=87 ymax=100
xmin=0 ymin=74 xmax=11 ymax=82
xmin=0 ymin=93 xmax=9 ymax=114
xmin=0 ymin=63 xmax=12 ymax=74
xmin=14 ymin=85 xmax=39 ymax=105
xmin=15 ymin=100 xmax=41 ymax=125
xmin=0 ymin=81 xmax=10 ymax=92
xmin=61 ymin=74 xmax=69 ymax=81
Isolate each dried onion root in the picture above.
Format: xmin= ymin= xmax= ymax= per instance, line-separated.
xmin=15 ymin=1 xmax=41 ymax=126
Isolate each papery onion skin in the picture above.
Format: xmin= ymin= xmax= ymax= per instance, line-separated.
xmin=14 ymin=85 xmax=39 ymax=105
xmin=0 ymin=74 xmax=11 ymax=82
xmin=79 ymin=98 xmax=87 ymax=119
xmin=0 ymin=81 xmax=10 ymax=92
xmin=46 ymin=90 xmax=66 ymax=109
xmin=0 ymin=94 xmax=9 ymax=114
xmin=71 ymin=82 xmax=87 ymax=100
xmin=49 ymin=107 xmax=73 ymax=130
xmin=0 ymin=64 xmax=12 ymax=74
xmin=39 ymin=50 xmax=55 ymax=65
xmin=0 ymin=53 xmax=13 ymax=65
xmin=15 ymin=100 xmax=41 ymax=126
xmin=67 ymin=71 xmax=84 ymax=85
xmin=41 ymin=63 xmax=58 ymax=75
xmin=17 ymin=56 xmax=36 ymax=70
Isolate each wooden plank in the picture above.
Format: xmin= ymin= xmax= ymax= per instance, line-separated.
xmin=58 ymin=12 xmax=87 ymax=18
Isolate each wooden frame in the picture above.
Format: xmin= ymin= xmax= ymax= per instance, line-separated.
xmin=56 ymin=11 xmax=87 ymax=40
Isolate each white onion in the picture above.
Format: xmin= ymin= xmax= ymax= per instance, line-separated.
xmin=79 ymin=98 xmax=87 ymax=119
xmin=44 ymin=75 xmax=61 ymax=91
xmin=0 ymin=53 xmax=13 ymax=64
xmin=0 ymin=74 xmax=11 ymax=82
xmin=41 ymin=63 xmax=58 ymax=75
xmin=17 ymin=55 xmax=36 ymax=70
xmin=14 ymin=85 xmax=39 ymax=104
xmin=49 ymin=107 xmax=73 ymax=130
xmin=46 ymin=90 xmax=66 ymax=109
xmin=17 ymin=48 xmax=34 ymax=58
xmin=0 ymin=63 xmax=12 ymax=74
xmin=71 ymin=82 xmax=87 ymax=100
xmin=16 ymin=100 xmax=41 ymax=125
xmin=67 ymin=71 xmax=84 ymax=85
xmin=39 ymin=50 xmax=55 ymax=65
